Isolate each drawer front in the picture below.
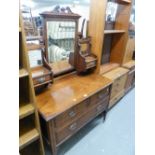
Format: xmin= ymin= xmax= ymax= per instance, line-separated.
xmin=33 ymin=75 xmax=51 ymax=85
xmin=113 ymin=74 xmax=127 ymax=90
xmin=55 ymin=97 xmax=109 ymax=144
xmin=54 ymin=99 xmax=89 ymax=129
xmin=54 ymin=87 xmax=110 ymax=130
xmin=86 ymin=60 xmax=97 ymax=69
xmin=111 ymin=75 xmax=127 ymax=98
xmin=90 ymin=86 xmax=110 ymax=105
xmin=125 ymin=70 xmax=135 ymax=92
xmin=109 ymin=90 xmax=124 ymax=108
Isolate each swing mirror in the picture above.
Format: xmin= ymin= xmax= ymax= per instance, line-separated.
xmin=40 ymin=10 xmax=81 ymax=76
xmin=46 ymin=21 xmax=76 ymax=63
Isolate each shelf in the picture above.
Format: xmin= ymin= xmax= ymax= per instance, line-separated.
xmin=116 ymin=0 xmax=131 ymax=4
xmin=19 ymin=140 xmax=41 ymax=155
xmin=27 ymin=44 xmax=44 ymax=51
xmin=19 ymin=128 xmax=39 ymax=150
xmin=104 ymin=30 xmax=125 ymax=34
xmin=100 ymin=63 xmax=120 ymax=75
xmin=19 ymin=69 xmax=29 ymax=78
xmin=26 ymin=36 xmax=42 ymax=41
xmin=19 ymin=102 xmax=35 ymax=120
xmin=122 ymin=60 xmax=135 ymax=69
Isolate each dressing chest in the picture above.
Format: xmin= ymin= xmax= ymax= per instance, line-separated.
xmin=36 ymin=74 xmax=112 ymax=155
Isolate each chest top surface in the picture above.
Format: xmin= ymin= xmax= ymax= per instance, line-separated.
xmin=102 ymin=67 xmax=129 ymax=81
xmin=36 ymin=74 xmax=112 ymax=121
xmin=122 ymin=60 xmax=135 ymax=69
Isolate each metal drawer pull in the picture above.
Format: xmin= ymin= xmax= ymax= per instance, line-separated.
xmin=69 ymin=123 xmax=77 ymax=131
xmin=68 ymin=111 xmax=76 ymax=117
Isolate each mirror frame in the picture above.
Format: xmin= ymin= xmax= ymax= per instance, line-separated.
xmin=40 ymin=12 xmax=81 ymax=68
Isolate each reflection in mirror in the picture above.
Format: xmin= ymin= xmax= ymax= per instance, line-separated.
xmin=21 ymin=0 xmax=90 ymax=76
xmin=80 ymin=43 xmax=89 ymax=55
xmin=27 ymin=40 xmax=42 ymax=68
xmin=47 ymin=21 xmax=76 ymax=63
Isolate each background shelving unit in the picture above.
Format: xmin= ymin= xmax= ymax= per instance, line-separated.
xmin=89 ymin=0 xmax=134 ymax=108
xmin=19 ymin=11 xmax=44 ymax=155
xmin=89 ymin=0 xmax=132 ymax=74
xmin=104 ymin=30 xmax=126 ymax=34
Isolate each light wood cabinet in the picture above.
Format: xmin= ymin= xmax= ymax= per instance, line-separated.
xmin=89 ymin=0 xmax=133 ymax=74
xmin=103 ymin=67 xmax=129 ymax=108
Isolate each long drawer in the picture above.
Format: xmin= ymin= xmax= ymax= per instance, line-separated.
xmin=90 ymin=87 xmax=110 ymax=104
xmin=55 ymin=96 xmax=109 ymax=144
xmin=54 ymin=86 xmax=110 ymax=130
xmin=54 ymin=99 xmax=89 ymax=129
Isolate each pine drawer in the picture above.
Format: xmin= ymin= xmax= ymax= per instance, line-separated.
xmin=109 ymin=90 xmax=124 ymax=108
xmin=111 ymin=74 xmax=127 ymax=98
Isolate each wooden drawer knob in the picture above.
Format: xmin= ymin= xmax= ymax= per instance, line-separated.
xmin=69 ymin=122 xmax=77 ymax=131
xmin=116 ymin=83 xmax=120 ymax=86
xmin=68 ymin=111 xmax=76 ymax=118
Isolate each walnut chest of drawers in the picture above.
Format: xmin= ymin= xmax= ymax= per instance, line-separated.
xmin=102 ymin=67 xmax=129 ymax=108
xmin=122 ymin=60 xmax=135 ymax=93
xmin=36 ymin=74 xmax=112 ymax=155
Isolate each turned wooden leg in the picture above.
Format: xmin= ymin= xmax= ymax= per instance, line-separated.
xmin=50 ymin=145 xmax=57 ymax=155
xmin=47 ymin=121 xmax=58 ymax=155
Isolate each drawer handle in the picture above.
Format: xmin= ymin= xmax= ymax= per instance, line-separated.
xmin=69 ymin=123 xmax=77 ymax=131
xmin=96 ymin=105 xmax=103 ymax=111
xmin=68 ymin=111 xmax=76 ymax=118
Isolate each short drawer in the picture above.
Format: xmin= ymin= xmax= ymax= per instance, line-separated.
xmin=125 ymin=70 xmax=135 ymax=92
xmin=86 ymin=60 xmax=97 ymax=69
xmin=110 ymin=88 xmax=119 ymax=99
xmin=33 ymin=74 xmax=51 ymax=86
xmin=113 ymin=75 xmax=127 ymax=90
xmin=109 ymin=90 xmax=125 ymax=108
xmin=90 ymin=87 xmax=110 ymax=104
xmin=55 ymin=97 xmax=109 ymax=144
xmin=54 ymin=99 xmax=89 ymax=129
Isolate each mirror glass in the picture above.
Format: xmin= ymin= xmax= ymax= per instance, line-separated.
xmin=47 ymin=21 xmax=76 ymax=63
xmin=26 ymin=40 xmax=43 ymax=68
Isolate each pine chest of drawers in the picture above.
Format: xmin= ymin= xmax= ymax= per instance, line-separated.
xmin=102 ymin=67 xmax=129 ymax=108
xmin=36 ymin=74 xmax=112 ymax=155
